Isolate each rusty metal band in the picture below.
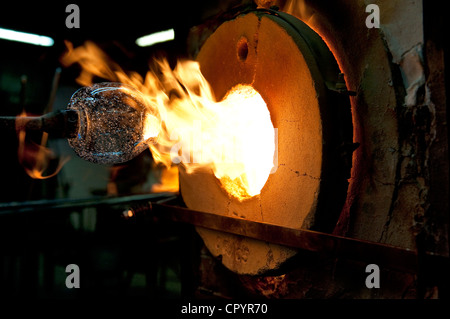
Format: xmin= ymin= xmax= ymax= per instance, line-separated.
xmin=1 ymin=194 xmax=447 ymax=274
xmin=151 ymin=202 xmax=448 ymax=275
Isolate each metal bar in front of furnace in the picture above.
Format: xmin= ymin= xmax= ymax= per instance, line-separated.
xmin=151 ymin=202 xmax=449 ymax=275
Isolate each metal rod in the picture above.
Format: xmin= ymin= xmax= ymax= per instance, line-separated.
xmin=1 ymin=193 xmax=447 ymax=275
xmin=151 ymin=202 xmax=448 ymax=275
xmin=0 ymin=109 xmax=79 ymax=138
xmin=0 ymin=192 xmax=177 ymax=216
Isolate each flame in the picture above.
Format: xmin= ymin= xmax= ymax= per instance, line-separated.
xmin=16 ymin=112 xmax=70 ymax=179
xmin=61 ymin=41 xmax=276 ymax=200
xmin=150 ymin=165 xmax=179 ymax=193
xmin=280 ymin=0 xmax=316 ymax=22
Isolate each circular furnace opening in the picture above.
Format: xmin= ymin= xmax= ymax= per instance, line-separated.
xmin=181 ymin=9 xmax=353 ymax=275
xmin=214 ymin=84 xmax=275 ymax=201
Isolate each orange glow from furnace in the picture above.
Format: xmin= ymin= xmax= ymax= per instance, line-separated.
xmin=61 ymin=41 xmax=276 ymax=200
xmin=17 ymin=112 xmax=70 ymax=179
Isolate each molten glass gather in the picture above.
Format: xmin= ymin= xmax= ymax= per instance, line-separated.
xmin=61 ymin=42 xmax=276 ymax=200
xmin=67 ymin=82 xmax=159 ymax=164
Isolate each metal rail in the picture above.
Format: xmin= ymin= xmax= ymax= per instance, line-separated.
xmin=0 ymin=193 xmax=176 ymax=216
xmin=1 ymin=194 xmax=447 ymax=275
xmin=151 ymin=202 xmax=426 ymax=274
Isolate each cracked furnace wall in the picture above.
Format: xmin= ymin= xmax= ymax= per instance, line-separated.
xmin=189 ymin=0 xmax=448 ymax=298
xmin=284 ymin=0 xmax=449 ymax=257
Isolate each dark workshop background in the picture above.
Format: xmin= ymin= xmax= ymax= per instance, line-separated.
xmin=0 ymin=0 xmax=449 ymax=300
xmin=0 ymin=0 xmax=249 ymax=299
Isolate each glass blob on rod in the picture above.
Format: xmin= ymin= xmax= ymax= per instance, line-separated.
xmin=0 ymin=82 xmax=160 ymax=164
xmin=67 ymin=82 xmax=159 ymax=164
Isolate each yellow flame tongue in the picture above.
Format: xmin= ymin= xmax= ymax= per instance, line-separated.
xmin=61 ymin=42 xmax=276 ymax=200
xmin=161 ymin=84 xmax=275 ymax=201
xmin=213 ymin=85 xmax=275 ymax=199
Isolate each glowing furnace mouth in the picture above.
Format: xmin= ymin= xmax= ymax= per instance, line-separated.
xmin=213 ymin=84 xmax=276 ymax=200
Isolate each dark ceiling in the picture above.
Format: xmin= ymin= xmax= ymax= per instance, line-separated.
xmin=0 ymin=1 xmax=208 ymax=44
xmin=0 ymin=1 xmax=236 ymax=113
xmin=0 ymin=1 xmax=245 ymax=203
